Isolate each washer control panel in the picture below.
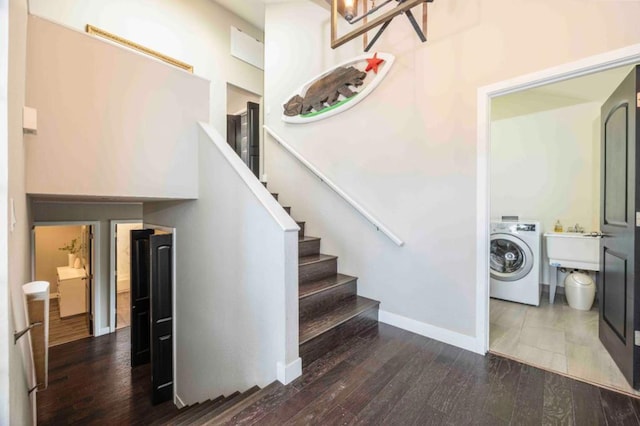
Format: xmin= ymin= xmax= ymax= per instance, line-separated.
xmin=491 ymin=222 xmax=537 ymax=233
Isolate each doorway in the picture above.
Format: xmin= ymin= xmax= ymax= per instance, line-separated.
xmin=477 ymin=46 xmax=640 ymax=396
xmin=110 ymin=221 xmax=143 ymax=331
xmin=33 ymin=222 xmax=98 ymax=346
xmin=226 ymin=83 xmax=261 ymax=178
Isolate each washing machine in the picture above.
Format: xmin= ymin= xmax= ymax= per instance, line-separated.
xmin=490 ymin=221 xmax=541 ymax=306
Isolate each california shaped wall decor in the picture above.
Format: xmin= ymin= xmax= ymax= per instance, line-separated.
xmin=282 ymin=52 xmax=394 ymax=124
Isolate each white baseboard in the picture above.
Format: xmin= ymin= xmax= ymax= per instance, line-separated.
xmin=378 ymin=310 xmax=484 ymax=355
xmin=277 ymin=357 xmax=302 ymax=385
xmin=95 ymin=326 xmax=111 ymax=337
xmin=175 ymin=394 xmax=186 ymax=409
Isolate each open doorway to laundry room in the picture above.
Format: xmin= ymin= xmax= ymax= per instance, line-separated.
xmin=33 ymin=222 xmax=97 ymax=346
xmin=226 ymin=83 xmax=262 ymax=178
xmin=486 ymin=63 xmax=640 ymax=396
xmin=110 ymin=221 xmax=143 ymax=331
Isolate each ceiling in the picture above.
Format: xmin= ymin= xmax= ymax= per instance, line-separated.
xmin=212 ymin=0 xmax=266 ymax=30
xmin=212 ymin=0 xmax=329 ymax=31
xmin=492 ymin=65 xmax=633 ymax=120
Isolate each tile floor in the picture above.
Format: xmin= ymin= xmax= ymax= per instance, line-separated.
xmin=490 ymin=293 xmax=640 ymax=397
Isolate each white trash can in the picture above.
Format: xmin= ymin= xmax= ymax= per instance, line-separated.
xmin=564 ymin=272 xmax=596 ymax=311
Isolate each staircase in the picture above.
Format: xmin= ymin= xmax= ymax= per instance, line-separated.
xmin=154 ymin=188 xmax=379 ymax=425
xmin=274 ymin=190 xmax=381 ymax=366
xmin=152 ymin=385 xmax=263 ymax=425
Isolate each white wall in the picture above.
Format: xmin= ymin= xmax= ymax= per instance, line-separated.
xmin=32 ymin=202 xmax=143 ymax=333
xmin=0 ymin=0 xmax=9 ymax=421
xmin=25 ymin=16 xmax=209 ymax=200
xmin=491 ymin=101 xmax=601 ymax=285
xmin=28 ymin=0 xmax=264 ymax=138
xmin=6 ymin=0 xmax=34 ymax=422
xmin=263 ymin=0 xmax=640 ymax=344
xmin=116 ymin=223 xmax=143 ymax=292
xmin=143 ymin=124 xmax=299 ymax=404
xmin=34 ymin=226 xmax=83 ymax=295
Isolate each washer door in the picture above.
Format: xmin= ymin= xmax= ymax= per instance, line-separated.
xmin=490 ymin=233 xmax=534 ymax=282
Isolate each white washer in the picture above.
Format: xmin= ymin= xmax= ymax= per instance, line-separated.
xmin=490 ymin=221 xmax=541 ymax=306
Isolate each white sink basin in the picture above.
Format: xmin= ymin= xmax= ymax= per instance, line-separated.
xmin=544 ymin=232 xmax=601 ymax=271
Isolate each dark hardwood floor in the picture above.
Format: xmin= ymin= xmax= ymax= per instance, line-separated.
xmin=48 ymin=299 xmax=90 ymax=347
xmin=37 ymin=327 xmax=180 ymax=425
xmin=38 ymin=323 xmax=640 ymax=425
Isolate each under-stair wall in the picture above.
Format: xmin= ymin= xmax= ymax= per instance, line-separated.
xmin=143 ymin=123 xmax=300 ymax=405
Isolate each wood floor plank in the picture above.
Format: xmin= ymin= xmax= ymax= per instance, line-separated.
xmin=291 ymin=334 xmax=369 ymax=391
xmin=483 ymin=357 xmax=522 ymax=423
xmin=353 ymin=339 xmax=440 ymax=425
xmin=257 ymin=356 xmax=364 ymax=425
xmin=214 ymin=383 xmax=298 ymax=425
xmin=48 ymin=299 xmax=91 ymax=347
xmin=380 ymin=342 xmax=451 ymax=425
xmin=510 ymin=364 xmax=545 ymax=425
xmin=441 ymin=369 xmax=493 ymax=425
xmin=571 ymin=379 xmax=605 ymax=426
xmin=271 ymin=364 xmax=372 ymax=426
xmin=542 ymin=372 xmax=575 ymax=426
xmin=599 ymin=386 xmax=640 ymax=425
xmin=339 ymin=335 xmax=424 ymax=417
xmin=428 ymin=345 xmax=488 ymax=416
xmin=38 ymin=321 xmax=640 ymax=426
xmin=320 ymin=405 xmax=357 ymax=426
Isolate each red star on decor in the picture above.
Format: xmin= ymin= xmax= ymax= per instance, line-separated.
xmin=365 ymin=52 xmax=385 ymax=74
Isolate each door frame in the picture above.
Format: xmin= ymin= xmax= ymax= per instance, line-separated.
xmin=109 ymin=219 xmax=143 ymax=332
xmin=145 ymin=223 xmax=178 ymax=406
xmin=476 ymin=43 xmax=640 ymax=354
xmin=32 ymin=220 xmax=101 ymax=337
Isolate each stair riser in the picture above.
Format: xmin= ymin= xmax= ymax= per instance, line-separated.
xmin=299 ymin=258 xmax=337 ymax=283
xmin=299 ymin=239 xmax=320 ymax=257
xmin=299 ymin=306 xmax=378 ymax=367
xmin=299 ymin=280 xmax=357 ymax=322
xmin=298 ymin=222 xmax=305 ymax=239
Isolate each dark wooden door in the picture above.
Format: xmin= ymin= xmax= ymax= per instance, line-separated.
xmin=150 ymin=233 xmax=173 ymax=404
xmin=227 ymin=114 xmax=241 ymax=155
xmin=599 ymin=66 xmax=640 ymax=388
xmin=130 ymin=229 xmax=154 ymax=367
xmin=247 ymin=101 xmax=260 ymax=178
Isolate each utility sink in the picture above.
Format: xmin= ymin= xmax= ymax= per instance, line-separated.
xmin=544 ymin=232 xmax=601 ymax=271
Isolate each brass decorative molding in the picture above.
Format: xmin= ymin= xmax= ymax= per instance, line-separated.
xmin=85 ymin=25 xmax=194 ymax=73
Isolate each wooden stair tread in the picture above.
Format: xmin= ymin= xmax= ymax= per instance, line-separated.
xmin=299 ymin=296 xmax=379 ymax=344
xmin=299 ymin=273 xmax=357 ymax=299
xmin=299 ymin=235 xmax=320 ymax=243
xmin=299 ymin=253 xmax=337 ymax=266
xmin=201 ymin=382 xmax=282 ymax=425
xmin=172 ymin=396 xmax=226 ymax=426
xmin=189 ymin=386 xmax=258 ymax=424
xmin=191 ymin=386 xmax=260 ymax=425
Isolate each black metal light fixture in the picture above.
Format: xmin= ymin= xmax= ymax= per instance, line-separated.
xmin=331 ymin=0 xmax=433 ymax=52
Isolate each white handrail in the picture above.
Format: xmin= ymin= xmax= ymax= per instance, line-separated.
xmin=264 ymin=125 xmax=404 ymax=247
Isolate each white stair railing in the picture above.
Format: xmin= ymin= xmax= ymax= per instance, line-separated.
xmin=264 ymin=125 xmax=404 ymax=247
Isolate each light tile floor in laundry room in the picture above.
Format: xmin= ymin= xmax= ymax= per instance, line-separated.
xmin=490 ymin=294 xmax=640 ymax=397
